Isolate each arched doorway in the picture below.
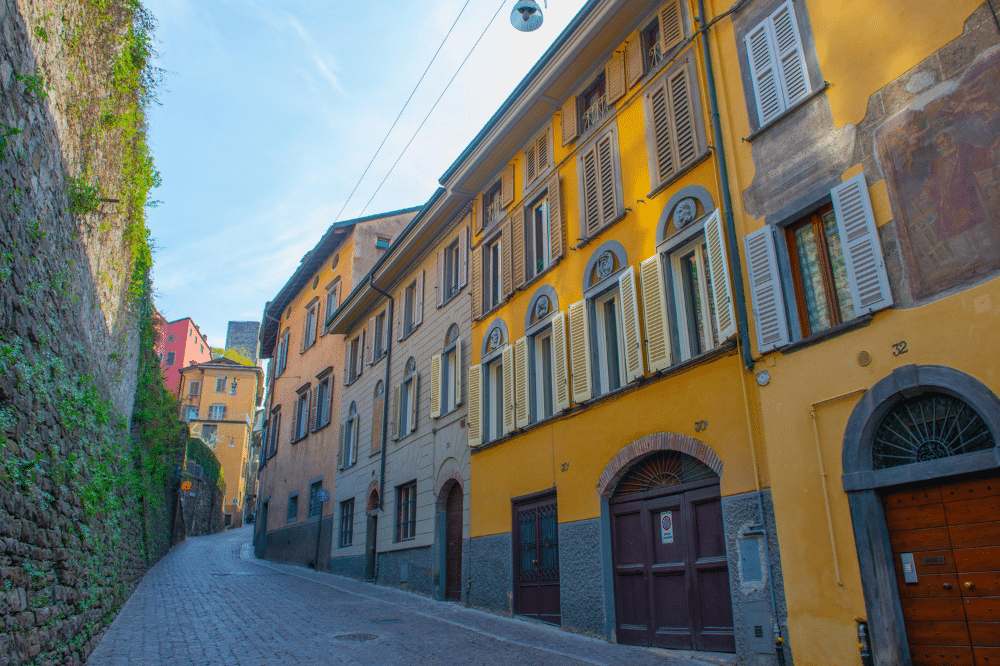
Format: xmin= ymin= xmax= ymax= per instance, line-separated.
xmin=608 ymin=450 xmax=735 ymax=652
xmin=842 ymin=365 xmax=1000 ymax=665
xmin=441 ymin=481 xmax=463 ymax=601
xmin=365 ymin=488 xmax=379 ymax=581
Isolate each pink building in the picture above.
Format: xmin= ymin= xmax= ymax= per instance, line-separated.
xmin=154 ymin=315 xmax=213 ymax=395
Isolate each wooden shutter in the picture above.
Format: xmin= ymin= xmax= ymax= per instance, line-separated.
xmin=649 ymin=84 xmax=676 ymax=187
xmin=474 ymin=195 xmax=483 ymax=236
xmin=605 ymin=51 xmax=626 ymax=104
xmin=744 ymin=225 xmax=790 ymax=353
xmin=310 ymin=387 xmax=319 ymax=431
xmin=291 ymin=399 xmax=299 ymax=441
xmin=618 ymin=266 xmax=644 ymax=383
xmin=351 ymin=415 xmax=360 ymax=466
xmin=501 ymin=346 xmax=515 ymax=435
xmin=536 ymin=131 xmax=549 ymax=173
xmin=337 ymin=423 xmax=344 ymax=469
xmin=625 ymin=37 xmax=643 ymax=89
xmin=467 ymin=364 xmax=482 ymax=448
xmin=501 ymin=220 xmax=513 ymax=299
xmin=391 ymin=385 xmax=401 ymax=441
xmin=546 ymin=172 xmax=563 ymax=262
xmin=343 ymin=343 xmax=351 ymax=385
xmin=596 ymin=132 xmax=618 ymax=227
xmin=771 ymin=1 xmax=810 ymax=109
xmin=414 ymin=270 xmax=424 ymax=327
xmin=551 ymin=311 xmax=571 ymax=412
xmin=831 ymin=174 xmax=892 ymax=314
xmin=581 ymin=145 xmax=602 ymax=238
xmin=382 ymin=310 xmax=391 ymax=347
xmin=458 ymin=226 xmax=468 ymax=289
xmin=396 ymin=289 xmax=405 ymax=340
xmin=501 ymin=164 xmax=515 ymax=208
xmin=371 ymin=397 xmax=383 ymax=455
xmin=639 ymin=255 xmax=672 ymax=372
xmin=409 ymin=373 xmax=419 ymax=433
xmin=568 ymin=300 xmax=592 ymax=403
xmin=745 ymin=20 xmax=782 ymax=126
xmin=471 ymin=244 xmax=482 ymax=320
xmin=525 ymin=143 xmax=537 ymax=185
xmin=366 ymin=317 xmax=376 ymax=364
xmin=704 ymin=210 xmax=737 ymax=340
xmin=454 ymin=338 xmax=463 ymax=406
xmin=650 ymin=65 xmax=696 ymax=187
xmin=659 ymin=0 xmax=684 ymax=55
xmin=512 ymin=207 xmax=526 ymax=290
xmin=436 ymin=248 xmax=445 ymax=308
xmin=514 ymin=337 xmax=529 ymax=429
xmin=430 ymin=354 xmax=442 ymax=419
xmin=357 ymin=330 xmax=365 ymax=377
xmin=561 ymin=96 xmax=578 ymax=146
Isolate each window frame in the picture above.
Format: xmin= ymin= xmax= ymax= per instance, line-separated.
xmin=325 ymin=279 xmax=342 ymax=326
xmin=201 ymin=423 xmax=218 ymax=445
xmin=314 ymin=375 xmax=332 ymax=431
xmin=522 ymin=125 xmax=552 ymax=191
xmin=294 ymin=390 xmax=310 ymax=442
xmin=165 ymin=351 xmax=175 ymax=366
xmin=341 ymin=401 xmax=359 ymax=469
xmin=579 ymin=73 xmax=608 ymax=136
xmin=483 ymin=233 xmax=503 ymax=313
xmin=347 ymin=334 xmax=362 ymax=384
xmin=208 ymin=403 xmax=226 ymax=421
xmin=591 ymin=287 xmax=626 ymax=397
xmin=373 ymin=310 xmax=387 ymax=360
xmin=443 ymin=332 xmax=459 ymax=417
xmin=375 ymin=235 xmax=391 ymax=251
xmin=668 ymin=234 xmax=721 ymax=362
xmin=524 ymin=193 xmax=551 ymax=282
xmin=287 ymin=492 xmax=299 ymax=523
xmin=187 ymin=380 xmax=201 ymax=397
xmin=307 ymin=479 xmax=324 ymax=519
xmin=483 ymin=354 xmax=504 ymax=443
xmin=339 ymin=498 xmax=355 ymax=547
xmin=184 ymin=406 xmax=198 ymax=422
xmin=443 ymin=238 xmax=461 ymax=302
xmin=303 ymin=301 xmax=318 ymax=351
xmin=399 ymin=357 xmax=418 ymax=439
xmin=276 ymin=330 xmax=290 ymax=375
xmin=395 ymin=481 xmax=417 ymax=542
xmin=530 ymin=325 xmax=555 ymax=424
xmin=268 ymin=409 xmax=281 ymax=458
xmin=215 ymin=376 xmax=227 ymax=393
xmin=483 ymin=180 xmax=504 ymax=230
xmin=576 ymin=124 xmax=625 ymax=241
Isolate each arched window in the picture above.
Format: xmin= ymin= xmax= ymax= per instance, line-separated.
xmin=432 ymin=326 xmax=462 ymax=419
xmin=396 ymin=358 xmax=419 ymax=440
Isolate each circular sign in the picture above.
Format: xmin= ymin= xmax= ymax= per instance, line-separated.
xmin=180 ymin=481 xmax=192 ymax=492
xmin=660 ymin=513 xmax=672 ymax=532
xmin=316 ymin=489 xmax=330 ymax=502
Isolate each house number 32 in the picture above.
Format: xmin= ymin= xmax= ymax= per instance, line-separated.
xmin=694 ymin=420 xmax=709 ymax=432
xmin=892 ymin=341 xmax=908 ymax=356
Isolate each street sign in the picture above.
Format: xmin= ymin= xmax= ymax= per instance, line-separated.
xmin=317 ymin=489 xmax=330 ymax=502
xmin=181 ymin=481 xmax=192 ymax=492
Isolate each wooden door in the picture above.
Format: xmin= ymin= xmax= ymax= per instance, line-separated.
xmin=611 ymin=480 xmax=734 ymax=652
xmin=513 ymin=493 xmax=560 ymax=624
xmin=445 ymin=483 xmax=463 ymax=601
xmin=884 ymin=475 xmax=1000 ymax=666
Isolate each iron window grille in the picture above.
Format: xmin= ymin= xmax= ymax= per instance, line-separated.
xmin=340 ymin=498 xmax=354 ymax=547
xmin=396 ymin=481 xmax=417 ymax=541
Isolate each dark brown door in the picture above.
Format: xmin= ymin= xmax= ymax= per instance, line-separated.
xmin=513 ymin=492 xmax=560 ymax=624
xmin=445 ymin=483 xmax=463 ymax=601
xmin=884 ymin=475 xmax=1000 ymax=666
xmin=611 ymin=480 xmax=734 ymax=652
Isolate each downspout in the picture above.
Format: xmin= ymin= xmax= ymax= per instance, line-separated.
xmin=369 ymin=274 xmax=394 ymax=512
xmin=696 ymin=0 xmax=753 ymax=371
xmin=699 ymin=0 xmax=782 ymax=660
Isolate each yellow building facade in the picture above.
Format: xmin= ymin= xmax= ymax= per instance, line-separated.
xmin=179 ymin=358 xmax=264 ymax=526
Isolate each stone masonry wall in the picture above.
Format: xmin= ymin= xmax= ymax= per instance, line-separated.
xmin=0 ymin=1 xmax=170 ymax=664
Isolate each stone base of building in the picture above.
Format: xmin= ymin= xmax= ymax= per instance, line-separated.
xmin=261 ymin=516 xmax=335 ymax=569
xmin=328 ymin=553 xmax=366 ymax=580
xmin=376 ymin=545 xmax=434 ymax=597
xmin=468 ymin=533 xmax=511 ymax=616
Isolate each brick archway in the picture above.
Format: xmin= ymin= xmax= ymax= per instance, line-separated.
xmin=596 ymin=432 xmax=723 ymax=498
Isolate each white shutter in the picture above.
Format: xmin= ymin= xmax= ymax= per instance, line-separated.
xmin=366 ymin=317 xmax=376 ymax=364
xmin=512 ymin=208 xmax=526 ymax=290
xmin=396 ymin=290 xmax=405 ymax=340
xmin=415 ymin=270 xmax=424 ymax=327
xmin=391 ymin=385 xmax=401 ymax=441
xmin=659 ymin=0 xmax=684 ymax=55
xmin=547 ymin=172 xmax=563 ymax=262
xmin=501 ymin=220 xmax=513 ymax=299
xmin=536 ymin=131 xmax=548 ymax=173
xmin=458 ymin=226 xmax=468 ymax=289
xmin=625 ymin=37 xmax=643 ymax=89
xmin=771 ymin=1 xmax=810 ymax=109
xmin=618 ymin=267 xmax=644 ymax=383
xmin=525 ymin=143 xmax=537 ymax=185
xmin=561 ymin=96 xmax=578 ymax=146
xmin=514 ymin=337 xmax=529 ymax=429
xmin=501 ymin=346 xmax=515 ymax=435
xmin=831 ymin=174 xmax=892 ymax=314
xmin=605 ymin=51 xmax=626 ymax=104
xmin=337 ymin=423 xmax=344 ymax=469
xmin=704 ymin=210 xmax=737 ymax=340
xmin=745 ymin=22 xmax=782 ymax=126
xmin=501 ymin=164 xmax=515 ymax=208
xmin=467 ymin=364 xmax=482 ymax=448
xmin=357 ymin=330 xmax=365 ymax=377
xmin=409 ymin=373 xmax=419 ymax=432
xmin=639 ymin=255 xmax=672 ymax=372
xmin=568 ymin=300 xmax=592 ymax=403
xmin=436 ymin=249 xmax=445 ymax=308
xmin=581 ymin=145 xmax=601 ymax=238
xmin=471 ymin=244 xmax=482 ymax=320
xmin=430 ymin=354 xmax=442 ymax=419
xmin=596 ymin=132 xmax=618 ymax=228
xmin=649 ymin=83 xmax=676 ymax=185
xmin=744 ymin=225 xmax=790 ymax=353
xmin=551 ymin=312 xmax=571 ymax=412
xmin=454 ymin=337 xmax=463 ymax=407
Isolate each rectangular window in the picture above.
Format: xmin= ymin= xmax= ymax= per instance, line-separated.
xmin=376 ymin=236 xmax=391 ymax=250
xmin=215 ymin=376 xmax=227 ymax=393
xmin=348 ymin=335 xmax=361 ymax=383
xmin=314 ymin=378 xmax=331 ymax=430
xmin=201 ymin=424 xmax=218 ymax=444
xmin=399 ymin=372 xmax=417 ymax=439
xmin=165 ymin=351 xmax=175 ymax=366
xmin=580 ymin=75 xmax=607 ymax=134
xmin=188 ymin=380 xmax=201 ymax=397
xmin=523 ymin=127 xmax=551 ymax=189
xmin=307 ymin=480 xmax=323 ymax=518
xmin=525 ymin=196 xmax=551 ymax=280
xmin=403 ymin=281 xmax=416 ymax=337
xmin=593 ymin=290 xmax=624 ymax=395
xmin=484 ymin=358 xmax=504 ymax=442
xmin=643 ymin=18 xmax=665 ymax=71
xmin=209 ymin=404 xmax=226 ymax=421
xmin=443 ymin=343 xmax=458 ymax=415
xmin=326 ymin=280 xmax=341 ymax=319
xmin=287 ymin=494 xmax=299 ymax=523
xmin=531 ymin=328 xmax=555 ymax=423
xmin=185 ymin=407 xmax=198 ymax=422
xmin=395 ymin=481 xmax=417 ymax=542
xmin=269 ymin=411 xmax=281 ymax=457
xmin=578 ymin=128 xmax=622 ymax=239
xmin=483 ymin=181 xmax=503 ymax=228
xmin=670 ymin=236 xmax=721 ymax=361
xmin=339 ymin=498 xmax=354 ymax=547
xmin=374 ymin=311 xmax=386 ymax=358
xmin=645 ymin=54 xmax=702 ymax=189
xmin=304 ymin=304 xmax=318 ymax=350
xmin=443 ymin=239 xmax=460 ymax=301
xmin=276 ymin=331 xmax=289 ymax=375
xmin=484 ymin=236 xmax=502 ymax=312
xmin=786 ymin=205 xmax=855 ymax=338
xmin=295 ymin=391 xmax=309 ymax=441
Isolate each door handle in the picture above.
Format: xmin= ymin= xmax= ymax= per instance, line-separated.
xmin=943 ymin=582 xmax=952 ymax=590
xmin=964 ymin=581 xmax=974 ymax=590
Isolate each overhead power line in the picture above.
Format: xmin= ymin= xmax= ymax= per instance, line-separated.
xmin=359 ymin=0 xmax=508 ymax=217
xmin=333 ymin=0 xmax=475 ymax=223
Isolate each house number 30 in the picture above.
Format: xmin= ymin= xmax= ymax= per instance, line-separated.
xmin=694 ymin=420 xmax=709 ymax=432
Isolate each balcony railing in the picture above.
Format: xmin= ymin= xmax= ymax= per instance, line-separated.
xmin=581 ymin=95 xmax=608 ymax=134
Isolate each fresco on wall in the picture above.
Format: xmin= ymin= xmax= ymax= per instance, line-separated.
xmin=877 ymin=48 xmax=1000 ymax=301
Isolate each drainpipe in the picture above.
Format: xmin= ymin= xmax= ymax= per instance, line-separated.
xmin=696 ymin=0 xmax=753 ymax=371
xmin=369 ymin=274 xmax=394 ymax=512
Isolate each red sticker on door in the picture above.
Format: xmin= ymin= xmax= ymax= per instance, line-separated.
xmin=660 ymin=511 xmax=674 ymax=544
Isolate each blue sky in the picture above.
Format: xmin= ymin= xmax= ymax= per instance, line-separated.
xmin=145 ymin=0 xmax=587 ymax=347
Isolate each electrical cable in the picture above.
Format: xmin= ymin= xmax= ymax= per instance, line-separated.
xmin=359 ymin=0 xmax=507 ymax=216
xmin=333 ymin=0 xmax=474 ymax=223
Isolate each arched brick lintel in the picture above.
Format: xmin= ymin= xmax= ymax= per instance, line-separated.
xmin=596 ymin=432 xmax=723 ymax=499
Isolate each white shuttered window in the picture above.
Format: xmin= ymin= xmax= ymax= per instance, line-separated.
xmin=645 ymin=56 xmax=702 ymax=189
xmin=578 ymin=128 xmax=623 ymax=240
xmin=744 ymin=0 xmax=812 ymax=127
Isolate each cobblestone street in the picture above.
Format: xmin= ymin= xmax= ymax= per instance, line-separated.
xmin=86 ymin=527 xmax=722 ymax=666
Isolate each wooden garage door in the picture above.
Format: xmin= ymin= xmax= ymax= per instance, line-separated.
xmin=884 ymin=475 xmax=1000 ymax=666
